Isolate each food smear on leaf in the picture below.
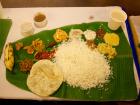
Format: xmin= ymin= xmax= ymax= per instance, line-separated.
xmin=46 ymin=41 xmax=57 ymax=48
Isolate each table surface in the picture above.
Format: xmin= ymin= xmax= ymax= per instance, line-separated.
xmin=0 ymin=0 xmax=140 ymax=104
xmin=1 ymin=0 xmax=140 ymax=16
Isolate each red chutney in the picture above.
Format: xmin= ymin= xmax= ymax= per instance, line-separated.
xmin=35 ymin=50 xmax=55 ymax=60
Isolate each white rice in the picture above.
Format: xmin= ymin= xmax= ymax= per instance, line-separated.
xmin=54 ymin=39 xmax=112 ymax=90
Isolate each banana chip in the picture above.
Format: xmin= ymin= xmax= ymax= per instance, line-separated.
xmin=4 ymin=43 xmax=14 ymax=71
xmin=27 ymin=60 xmax=63 ymax=97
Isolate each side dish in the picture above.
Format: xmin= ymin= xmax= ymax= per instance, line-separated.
xmin=34 ymin=12 xmax=47 ymax=28
xmin=27 ymin=60 xmax=63 ymax=96
xmin=4 ymin=43 xmax=14 ymax=71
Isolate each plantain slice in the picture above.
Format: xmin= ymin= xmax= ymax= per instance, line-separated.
xmin=4 ymin=43 xmax=14 ymax=71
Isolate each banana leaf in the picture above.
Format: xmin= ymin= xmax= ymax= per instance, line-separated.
xmin=0 ymin=19 xmax=12 ymax=58
xmin=6 ymin=22 xmax=137 ymax=101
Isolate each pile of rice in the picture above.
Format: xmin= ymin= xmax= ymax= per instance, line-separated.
xmin=54 ymin=39 xmax=112 ymax=90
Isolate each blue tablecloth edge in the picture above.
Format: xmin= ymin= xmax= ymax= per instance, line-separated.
xmin=125 ymin=20 xmax=140 ymax=80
